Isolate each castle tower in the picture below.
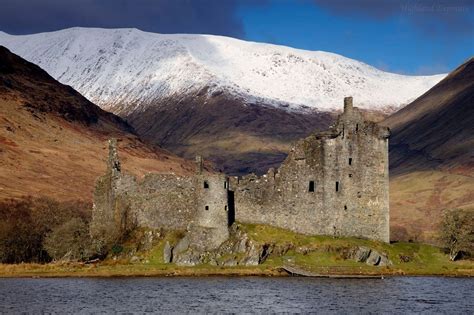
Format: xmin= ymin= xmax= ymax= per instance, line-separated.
xmin=192 ymin=172 xmax=231 ymax=250
xmin=232 ymin=96 xmax=390 ymax=243
xmin=324 ymin=97 xmax=390 ymax=242
xmin=90 ymin=139 xmax=137 ymax=250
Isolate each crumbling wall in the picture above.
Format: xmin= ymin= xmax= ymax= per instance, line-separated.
xmin=129 ymin=174 xmax=198 ymax=230
xmin=90 ymin=139 xmax=138 ymax=248
xmin=90 ymin=143 xmax=232 ymax=250
xmin=231 ymin=97 xmax=390 ymax=242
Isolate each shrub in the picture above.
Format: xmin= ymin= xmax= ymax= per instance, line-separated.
xmin=0 ymin=197 xmax=92 ymax=263
xmin=440 ymin=209 xmax=474 ymax=261
xmin=43 ymin=218 xmax=93 ymax=261
xmin=111 ymin=244 xmax=124 ymax=255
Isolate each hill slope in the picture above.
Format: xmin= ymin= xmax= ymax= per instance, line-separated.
xmin=0 ymin=28 xmax=445 ymax=174
xmin=385 ymin=57 xmax=474 ymax=175
xmin=384 ymin=57 xmax=474 ymax=242
xmin=0 ymin=46 xmax=194 ymax=201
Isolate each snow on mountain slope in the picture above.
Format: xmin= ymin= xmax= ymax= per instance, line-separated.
xmin=0 ymin=27 xmax=445 ymax=113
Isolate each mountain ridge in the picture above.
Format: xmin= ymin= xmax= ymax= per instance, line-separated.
xmin=0 ymin=27 xmax=445 ymax=113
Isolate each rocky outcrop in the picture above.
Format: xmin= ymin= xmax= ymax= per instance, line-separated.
xmin=345 ymin=246 xmax=392 ymax=266
xmin=167 ymin=225 xmax=285 ymax=267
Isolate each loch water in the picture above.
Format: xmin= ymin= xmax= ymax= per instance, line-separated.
xmin=0 ymin=276 xmax=472 ymax=314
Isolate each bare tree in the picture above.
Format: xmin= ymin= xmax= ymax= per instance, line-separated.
xmin=440 ymin=209 xmax=474 ymax=261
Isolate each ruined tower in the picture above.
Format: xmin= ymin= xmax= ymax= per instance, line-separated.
xmin=90 ymin=139 xmax=136 ymax=249
xmin=232 ymin=97 xmax=390 ymax=242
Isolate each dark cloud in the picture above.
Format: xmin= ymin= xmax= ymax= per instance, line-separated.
xmin=0 ymin=0 xmax=267 ymax=37
xmin=313 ymin=0 xmax=474 ymax=36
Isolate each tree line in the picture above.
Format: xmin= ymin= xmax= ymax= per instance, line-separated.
xmin=0 ymin=197 xmax=93 ymax=263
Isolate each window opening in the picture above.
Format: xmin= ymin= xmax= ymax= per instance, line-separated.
xmin=336 ymin=181 xmax=339 ymax=192
xmin=204 ymin=181 xmax=209 ymax=189
xmin=205 ymin=206 xmax=209 ymax=210
xmin=308 ymin=181 xmax=315 ymax=192
xmin=349 ymin=158 xmax=352 ymax=165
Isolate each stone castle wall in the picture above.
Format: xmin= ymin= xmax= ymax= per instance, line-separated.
xmin=230 ymin=97 xmax=390 ymax=242
xmin=90 ymin=144 xmax=230 ymax=248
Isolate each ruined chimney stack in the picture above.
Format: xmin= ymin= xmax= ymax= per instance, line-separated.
xmin=195 ymin=155 xmax=203 ymax=175
xmin=344 ymin=96 xmax=353 ymax=113
xmin=107 ymin=138 xmax=121 ymax=176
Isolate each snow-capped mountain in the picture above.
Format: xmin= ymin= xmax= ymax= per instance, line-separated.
xmin=0 ymin=27 xmax=444 ymax=113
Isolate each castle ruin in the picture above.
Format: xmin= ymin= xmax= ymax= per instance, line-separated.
xmin=90 ymin=97 xmax=390 ymax=250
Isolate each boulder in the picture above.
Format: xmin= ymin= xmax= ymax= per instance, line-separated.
xmin=130 ymin=256 xmax=140 ymax=263
xmin=172 ymin=235 xmax=190 ymax=257
xmin=378 ymin=254 xmax=393 ymax=266
xmin=222 ymin=257 xmax=238 ymax=266
xmin=234 ymin=236 xmax=248 ymax=253
xmin=353 ymin=246 xmax=372 ymax=262
xmin=347 ymin=246 xmax=392 ymax=266
xmin=366 ymin=250 xmax=381 ymax=265
xmin=174 ymin=250 xmax=201 ymax=266
xmin=163 ymin=241 xmax=172 ymax=263
xmin=241 ymin=242 xmax=261 ymax=266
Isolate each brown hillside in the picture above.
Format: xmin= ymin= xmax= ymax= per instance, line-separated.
xmin=384 ymin=57 xmax=474 ymax=243
xmin=0 ymin=46 xmax=194 ymax=201
xmin=384 ymin=57 xmax=474 ymax=176
xmin=118 ymin=92 xmax=388 ymax=176
xmin=119 ymin=92 xmax=336 ymax=175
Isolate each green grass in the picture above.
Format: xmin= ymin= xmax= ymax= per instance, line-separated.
xmin=239 ymin=223 xmax=473 ymax=276
xmin=0 ymin=224 xmax=472 ymax=277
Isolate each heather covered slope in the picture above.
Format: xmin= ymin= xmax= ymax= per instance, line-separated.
xmin=0 ymin=46 xmax=194 ymax=201
xmin=384 ymin=57 xmax=474 ymax=175
xmin=384 ymin=58 xmax=474 ymax=242
xmin=124 ymin=93 xmax=335 ymax=174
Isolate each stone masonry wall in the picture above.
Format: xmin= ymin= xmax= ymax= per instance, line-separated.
xmin=90 ymin=142 xmax=231 ymax=249
xmin=230 ymin=97 xmax=390 ymax=242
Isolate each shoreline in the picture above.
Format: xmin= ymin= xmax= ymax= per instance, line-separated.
xmin=1 ymin=263 xmax=472 ymax=279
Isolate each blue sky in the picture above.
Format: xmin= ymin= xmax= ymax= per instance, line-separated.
xmin=0 ymin=0 xmax=472 ymax=75
xmin=237 ymin=1 xmax=473 ymax=74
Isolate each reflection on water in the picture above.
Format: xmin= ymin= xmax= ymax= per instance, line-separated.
xmin=0 ymin=276 xmax=472 ymax=314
